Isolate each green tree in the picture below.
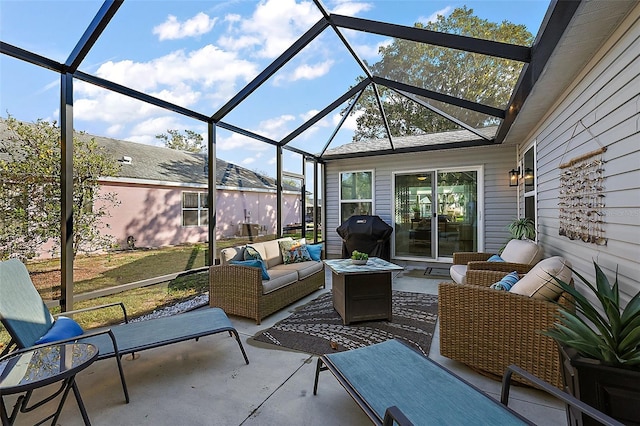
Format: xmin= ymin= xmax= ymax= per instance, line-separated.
xmin=0 ymin=116 xmax=120 ymax=260
xmin=352 ymin=6 xmax=533 ymax=141
xmin=156 ymin=129 xmax=203 ymax=153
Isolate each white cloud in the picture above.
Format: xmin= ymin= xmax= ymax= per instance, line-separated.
xmin=153 ymin=12 xmax=217 ymax=40
xmin=273 ymin=60 xmax=334 ymax=85
xmin=106 ymin=124 xmax=123 ymax=135
xmin=301 ymin=109 xmax=320 ymax=121
xmin=130 ymin=116 xmax=182 ymax=140
xmin=217 ymin=114 xmax=297 ymax=152
xmin=329 ymin=1 xmax=373 ymax=16
xmin=220 ymin=0 xmax=321 ymax=59
xmin=259 ymin=114 xmax=297 ymax=138
xmin=217 ymin=132 xmax=269 ymax=152
xmin=352 ymin=38 xmax=393 ymax=60
xmin=333 ymin=109 xmax=362 ymax=131
xmin=73 ymin=44 xmax=259 ymax=131
xmin=291 ymin=60 xmax=333 ymax=81
xmin=92 ymin=45 xmax=257 ymax=92
xmin=420 ymin=6 xmax=452 ymax=25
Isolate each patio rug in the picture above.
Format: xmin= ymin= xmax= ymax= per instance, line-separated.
xmin=250 ymin=291 xmax=438 ymax=356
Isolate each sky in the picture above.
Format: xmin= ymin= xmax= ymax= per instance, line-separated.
xmin=0 ymin=0 xmax=550 ymax=178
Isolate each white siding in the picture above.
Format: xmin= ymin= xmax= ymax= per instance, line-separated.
xmin=324 ymin=144 xmax=517 ymax=260
xmin=524 ymin=6 xmax=640 ymax=304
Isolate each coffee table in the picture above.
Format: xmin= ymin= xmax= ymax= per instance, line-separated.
xmin=0 ymin=342 xmax=98 ymax=425
xmin=324 ymin=257 xmax=403 ymax=325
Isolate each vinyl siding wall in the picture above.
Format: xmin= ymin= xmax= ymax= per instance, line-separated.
xmin=324 ymin=143 xmax=517 ymax=260
xmin=521 ymin=5 xmax=640 ymax=305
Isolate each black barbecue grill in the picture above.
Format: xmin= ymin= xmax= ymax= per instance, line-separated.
xmin=336 ymin=215 xmax=393 ymax=261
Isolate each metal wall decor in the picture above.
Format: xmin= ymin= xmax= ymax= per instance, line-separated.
xmin=558 ymin=120 xmax=607 ymax=245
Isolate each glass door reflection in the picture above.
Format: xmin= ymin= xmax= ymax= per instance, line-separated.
xmin=394 ymin=173 xmax=435 ymax=258
xmin=394 ymin=170 xmax=478 ymax=259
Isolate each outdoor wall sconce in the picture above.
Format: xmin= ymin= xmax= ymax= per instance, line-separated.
xmin=509 ymin=168 xmax=520 ymax=187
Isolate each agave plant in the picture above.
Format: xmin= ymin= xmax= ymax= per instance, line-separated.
xmin=544 ymin=262 xmax=640 ymax=367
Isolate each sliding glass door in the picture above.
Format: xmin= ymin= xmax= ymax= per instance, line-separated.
xmin=394 ymin=169 xmax=479 ymax=259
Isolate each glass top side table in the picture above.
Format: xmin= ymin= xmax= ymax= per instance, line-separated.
xmin=0 ymin=342 xmax=98 ymax=425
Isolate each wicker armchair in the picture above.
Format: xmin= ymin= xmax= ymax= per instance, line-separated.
xmin=449 ymin=239 xmax=542 ymax=284
xmin=438 ymin=269 xmax=573 ymax=388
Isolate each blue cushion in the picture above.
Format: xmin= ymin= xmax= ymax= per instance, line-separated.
xmin=306 ymin=244 xmax=322 ymax=261
xmin=34 ymin=316 xmax=84 ymax=345
xmin=488 ymin=254 xmax=504 ymax=262
xmin=230 ymin=259 xmax=270 ymax=280
xmin=491 ymin=271 xmax=520 ymax=291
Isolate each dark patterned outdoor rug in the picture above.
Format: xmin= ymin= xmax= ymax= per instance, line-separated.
xmin=250 ymin=291 xmax=438 ymax=356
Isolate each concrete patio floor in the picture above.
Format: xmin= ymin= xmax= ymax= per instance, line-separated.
xmin=7 ymin=269 xmax=566 ymax=425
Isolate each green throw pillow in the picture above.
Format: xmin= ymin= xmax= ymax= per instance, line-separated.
xmin=244 ymin=245 xmax=263 ymax=261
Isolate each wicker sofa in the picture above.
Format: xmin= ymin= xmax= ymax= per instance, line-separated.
xmin=439 ymin=260 xmax=574 ymax=389
xmin=209 ymin=237 xmax=325 ymax=324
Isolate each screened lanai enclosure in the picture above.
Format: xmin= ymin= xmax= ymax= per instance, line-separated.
xmin=0 ymin=0 xmax=580 ymax=312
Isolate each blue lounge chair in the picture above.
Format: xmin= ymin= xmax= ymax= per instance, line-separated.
xmin=0 ymin=258 xmax=249 ymax=403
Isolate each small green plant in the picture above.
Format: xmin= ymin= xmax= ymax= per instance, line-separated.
xmin=544 ymin=262 xmax=640 ymax=367
xmin=351 ymin=250 xmax=369 ymax=261
xmin=507 ymin=217 xmax=536 ymax=240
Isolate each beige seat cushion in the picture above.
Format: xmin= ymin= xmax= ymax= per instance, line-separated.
xmin=449 ymin=264 xmax=468 ymax=284
xmin=509 ymin=256 xmax=572 ymax=300
xmin=262 ymin=269 xmax=298 ymax=294
xmin=272 ymin=260 xmax=323 ymax=280
xmin=501 ymin=239 xmax=543 ymax=265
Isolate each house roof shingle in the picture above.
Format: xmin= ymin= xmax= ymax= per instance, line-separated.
xmin=0 ymin=119 xmax=288 ymax=192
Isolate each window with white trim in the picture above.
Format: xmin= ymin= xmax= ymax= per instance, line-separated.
xmin=182 ymin=191 xmax=208 ymax=227
xmin=523 ymin=146 xmax=536 ymax=234
xmin=339 ymin=171 xmax=373 ymax=223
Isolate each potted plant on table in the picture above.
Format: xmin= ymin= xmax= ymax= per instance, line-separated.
xmin=543 ymin=262 xmax=640 ymax=425
xmin=351 ymin=250 xmax=369 ymax=265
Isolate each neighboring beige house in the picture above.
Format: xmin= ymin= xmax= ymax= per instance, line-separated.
xmin=0 ymin=123 xmax=303 ymax=255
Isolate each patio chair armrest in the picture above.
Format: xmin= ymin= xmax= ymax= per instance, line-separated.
xmin=501 ymin=365 xmax=624 ymax=426
xmin=383 ymin=405 xmax=414 ymax=426
xmin=464 ymin=270 xmax=515 ymax=287
xmin=209 ymin=264 xmax=262 ymax=319
xmin=54 ymin=302 xmax=129 ymax=324
xmin=452 ymin=252 xmax=493 ymax=265
xmin=467 ymin=261 xmax=534 ymax=274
